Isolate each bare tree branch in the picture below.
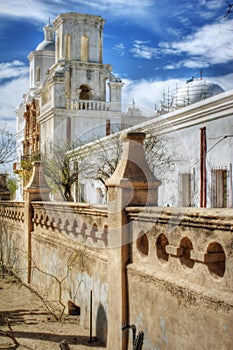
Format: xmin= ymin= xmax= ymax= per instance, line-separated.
xmin=41 ymin=139 xmax=90 ymax=201
xmin=0 ymin=124 xmax=16 ymax=165
xmin=224 ymin=1 xmax=233 ymax=17
xmin=0 ymin=318 xmax=21 ymax=348
xmin=88 ymin=132 xmax=175 ymax=188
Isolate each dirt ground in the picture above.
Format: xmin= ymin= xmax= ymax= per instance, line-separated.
xmin=0 ymin=272 xmax=106 ymax=350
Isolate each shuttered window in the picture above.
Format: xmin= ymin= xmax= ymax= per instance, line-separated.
xmin=178 ymin=172 xmax=191 ymax=207
xmin=211 ymin=168 xmax=227 ymax=208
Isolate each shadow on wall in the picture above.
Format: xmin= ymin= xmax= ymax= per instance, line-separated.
xmin=96 ymin=303 xmax=108 ymax=345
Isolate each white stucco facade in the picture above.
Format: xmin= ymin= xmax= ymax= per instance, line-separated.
xmin=14 ymin=12 xmax=150 ymax=200
xmin=14 ymin=11 xmax=232 ymax=206
xmin=72 ymin=89 xmax=233 ymax=208
xmin=15 ymin=11 xmax=149 ymax=152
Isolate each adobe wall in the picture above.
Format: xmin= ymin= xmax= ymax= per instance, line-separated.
xmin=126 ymin=207 xmax=233 ymax=350
xmin=0 ymin=201 xmax=233 ymax=349
xmin=30 ymin=201 xmax=109 ymax=344
xmin=0 ymin=199 xmax=109 ymax=344
xmin=1 ymin=130 xmax=233 ymax=349
xmin=0 ymin=201 xmax=27 ymax=280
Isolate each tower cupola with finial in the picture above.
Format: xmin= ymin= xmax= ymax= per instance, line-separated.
xmin=28 ymin=22 xmax=55 ymax=88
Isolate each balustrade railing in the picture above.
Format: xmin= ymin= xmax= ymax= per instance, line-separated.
xmin=66 ymin=99 xmax=110 ymax=111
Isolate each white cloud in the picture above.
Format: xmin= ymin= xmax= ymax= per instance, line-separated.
xmin=130 ymin=40 xmax=159 ymax=60
xmin=160 ymin=19 xmax=233 ymax=67
xmin=68 ymin=0 xmax=155 ymax=17
xmin=0 ymin=0 xmax=155 ymax=23
xmin=0 ymin=0 xmax=51 ymax=22
xmin=0 ymin=73 xmax=29 ymax=133
xmin=0 ymin=60 xmax=28 ymax=81
xmin=122 ymin=73 xmax=233 ymax=115
xmin=195 ymin=0 xmax=223 ymax=20
xmin=0 ymin=61 xmax=29 ymax=131
xmin=208 ymin=73 xmax=233 ymax=91
xmin=114 ymin=43 xmax=125 ymax=56
xmin=122 ymin=78 xmax=183 ymax=115
xmin=129 ymin=17 xmax=233 ymax=67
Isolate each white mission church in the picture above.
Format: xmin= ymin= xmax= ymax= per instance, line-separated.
xmin=14 ymin=12 xmax=233 ymax=208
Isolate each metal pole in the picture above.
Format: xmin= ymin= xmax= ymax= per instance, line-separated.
xmin=200 ymin=128 xmax=203 ymax=207
xmin=203 ymin=127 xmax=207 ymax=207
xmin=200 ymin=127 xmax=207 ymax=207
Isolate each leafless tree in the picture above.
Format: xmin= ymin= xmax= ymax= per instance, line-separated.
xmin=31 ymin=248 xmax=85 ymax=321
xmin=224 ymin=1 xmax=233 ymax=17
xmin=41 ymin=139 xmax=89 ymax=202
xmin=0 ymin=124 xmax=16 ymax=166
xmin=88 ymin=132 xmax=175 ymax=187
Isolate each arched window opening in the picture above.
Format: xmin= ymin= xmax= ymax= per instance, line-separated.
xmin=179 ymin=237 xmax=194 ymax=269
xmin=68 ymin=300 xmax=80 ymax=316
xmin=206 ymin=242 xmax=226 ymax=278
xmin=136 ymin=232 xmax=149 ymax=257
xmin=65 ymin=34 xmax=71 ymax=60
xmin=79 ymin=84 xmax=91 ymax=101
xmin=106 ymin=119 xmax=110 ymax=136
xmin=102 ymin=224 xmax=108 ymax=246
xmin=36 ymin=67 xmax=40 ymax=82
xmin=30 ymin=69 xmax=33 ymax=86
xmin=66 ymin=117 xmax=71 ymax=143
xmin=156 ymin=234 xmax=169 ymax=263
xmin=56 ymin=36 xmax=60 ymax=60
xmin=81 ymin=35 xmax=89 ymax=62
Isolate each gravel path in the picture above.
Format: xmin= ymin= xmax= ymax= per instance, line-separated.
xmin=0 ymin=273 xmax=106 ymax=350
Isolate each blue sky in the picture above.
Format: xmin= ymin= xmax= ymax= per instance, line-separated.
xmin=0 ymin=0 xmax=233 ymax=131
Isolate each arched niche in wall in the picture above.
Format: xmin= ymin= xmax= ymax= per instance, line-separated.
xmin=79 ymin=84 xmax=91 ymax=100
xmin=65 ymin=34 xmax=71 ymax=60
xmin=206 ymin=242 xmax=226 ymax=278
xmin=136 ymin=231 xmax=149 ymax=257
xmin=81 ymin=35 xmax=89 ymax=62
xmin=156 ymin=233 xmax=169 ymax=263
xmin=179 ymin=237 xmax=194 ymax=269
xmin=56 ymin=36 xmax=60 ymax=61
xmin=36 ymin=67 xmax=41 ymax=83
xmin=68 ymin=300 xmax=80 ymax=316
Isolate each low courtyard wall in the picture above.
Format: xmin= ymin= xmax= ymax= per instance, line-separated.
xmin=0 ymin=132 xmax=232 ymax=349
xmin=127 ymin=206 xmax=233 ymax=350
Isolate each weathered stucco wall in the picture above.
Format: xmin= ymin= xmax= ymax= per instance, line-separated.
xmin=0 ymin=199 xmax=109 ymax=344
xmin=0 ymin=201 xmax=233 ymax=349
xmin=30 ymin=201 xmax=109 ymax=344
xmin=0 ymin=201 xmax=27 ymax=280
xmin=1 ymin=131 xmax=233 ymax=349
xmin=126 ymin=207 xmax=233 ymax=350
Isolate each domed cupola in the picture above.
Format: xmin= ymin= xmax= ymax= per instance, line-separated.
xmin=28 ymin=22 xmax=55 ymax=89
xmin=171 ymin=77 xmax=225 ymax=109
xmin=36 ymin=24 xmax=55 ymax=51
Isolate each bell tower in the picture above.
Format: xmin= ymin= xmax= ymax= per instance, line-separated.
xmin=51 ymin=12 xmax=117 ymax=104
xmin=54 ymin=12 xmax=105 ymax=64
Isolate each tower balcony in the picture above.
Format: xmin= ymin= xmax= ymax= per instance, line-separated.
xmin=66 ymin=99 xmax=121 ymax=112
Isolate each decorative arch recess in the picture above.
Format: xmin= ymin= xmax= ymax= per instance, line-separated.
xmin=179 ymin=237 xmax=194 ymax=269
xmin=156 ymin=233 xmax=169 ymax=263
xmin=81 ymin=35 xmax=89 ymax=62
xmin=79 ymin=84 xmax=91 ymax=101
xmin=136 ymin=232 xmax=149 ymax=257
xmin=206 ymin=242 xmax=226 ymax=278
xmin=65 ymin=34 xmax=71 ymax=60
